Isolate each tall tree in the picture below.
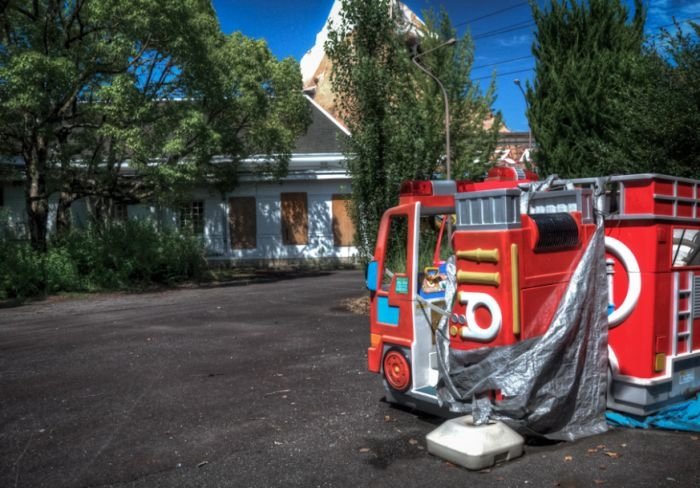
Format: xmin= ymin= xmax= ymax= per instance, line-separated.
xmin=527 ymin=0 xmax=646 ymax=177
xmin=627 ymin=21 xmax=700 ymax=178
xmin=326 ymin=0 xmax=501 ymax=259
xmin=658 ymin=21 xmax=700 ymax=177
xmin=0 ymin=0 xmax=310 ymax=250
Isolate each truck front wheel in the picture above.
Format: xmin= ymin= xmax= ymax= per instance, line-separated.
xmin=383 ymin=348 xmax=411 ymax=392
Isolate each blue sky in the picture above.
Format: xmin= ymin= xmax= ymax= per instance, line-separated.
xmin=213 ymin=1 xmax=700 ymax=131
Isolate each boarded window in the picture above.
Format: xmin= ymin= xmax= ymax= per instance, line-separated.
xmin=281 ymin=192 xmax=308 ymax=245
xmin=229 ymin=197 xmax=257 ymax=249
xmin=179 ymin=200 xmax=205 ymax=236
xmin=332 ymin=194 xmax=355 ymax=246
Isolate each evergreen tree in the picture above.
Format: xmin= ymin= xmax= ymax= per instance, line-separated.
xmin=628 ymin=22 xmax=700 ymax=178
xmin=326 ymin=0 xmax=500 ymax=259
xmin=527 ymin=0 xmax=646 ymax=177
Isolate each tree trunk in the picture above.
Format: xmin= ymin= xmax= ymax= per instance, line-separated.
xmin=56 ymin=191 xmax=74 ymax=236
xmin=24 ymin=138 xmax=49 ymax=252
xmin=86 ymin=195 xmax=110 ymax=226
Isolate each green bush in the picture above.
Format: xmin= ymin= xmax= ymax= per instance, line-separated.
xmin=0 ymin=241 xmax=45 ymax=299
xmin=44 ymin=247 xmax=81 ymax=293
xmin=0 ymin=220 xmax=207 ymax=300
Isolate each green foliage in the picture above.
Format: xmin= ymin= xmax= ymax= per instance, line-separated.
xmin=0 ymin=241 xmax=46 ymax=299
xmin=0 ymin=221 xmax=207 ymax=300
xmin=57 ymin=221 xmax=207 ymax=289
xmin=43 ymin=247 xmax=81 ymax=293
xmin=528 ymin=2 xmax=700 ymax=179
xmin=0 ymin=0 xmax=310 ymax=249
xmin=325 ymin=1 xmax=501 ymax=260
xmin=625 ymin=22 xmax=700 ymax=178
xmin=527 ymin=0 xmax=647 ymax=177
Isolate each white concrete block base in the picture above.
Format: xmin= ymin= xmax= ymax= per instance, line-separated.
xmin=426 ymin=415 xmax=524 ymax=470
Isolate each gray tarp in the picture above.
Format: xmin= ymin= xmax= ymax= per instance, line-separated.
xmin=435 ymin=223 xmax=609 ymax=441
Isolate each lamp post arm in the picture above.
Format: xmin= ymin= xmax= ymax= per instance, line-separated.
xmin=411 ymin=56 xmax=451 ymax=181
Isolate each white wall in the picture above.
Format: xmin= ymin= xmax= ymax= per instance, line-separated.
xmin=219 ymin=178 xmax=357 ymax=262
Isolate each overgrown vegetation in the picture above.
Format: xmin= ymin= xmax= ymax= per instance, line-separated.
xmin=0 ymin=221 xmax=206 ymax=300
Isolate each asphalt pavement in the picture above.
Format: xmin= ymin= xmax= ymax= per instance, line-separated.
xmin=1 ymin=270 xmax=699 ymax=487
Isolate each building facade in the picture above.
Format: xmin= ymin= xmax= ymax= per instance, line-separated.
xmin=0 ymin=97 xmax=360 ymax=266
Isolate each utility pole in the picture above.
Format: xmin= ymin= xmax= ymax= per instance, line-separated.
xmin=513 ymin=79 xmax=532 ymax=154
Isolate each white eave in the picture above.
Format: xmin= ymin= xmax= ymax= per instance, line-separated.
xmin=238 ymin=152 xmax=350 ymax=182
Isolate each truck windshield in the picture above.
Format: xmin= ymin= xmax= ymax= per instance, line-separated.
xmin=418 ymin=214 xmax=453 ymax=271
xmin=382 ymin=215 xmax=408 ymax=290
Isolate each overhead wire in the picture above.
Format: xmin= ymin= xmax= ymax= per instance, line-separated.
xmin=647 ymin=15 xmax=700 ymax=37
xmin=469 ymin=15 xmax=700 ymax=80
xmin=472 ymin=54 xmax=532 ymax=71
xmin=472 ymin=67 xmax=533 ymax=82
xmin=472 ymin=20 xmax=536 ymax=40
xmin=453 ymin=1 xmax=529 ymax=28
xmin=463 ymin=4 xmax=699 ymax=46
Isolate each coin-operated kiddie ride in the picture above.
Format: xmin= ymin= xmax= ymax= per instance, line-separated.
xmin=364 ymin=168 xmax=700 ymax=469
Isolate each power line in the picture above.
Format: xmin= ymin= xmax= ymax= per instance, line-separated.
xmin=472 ymin=67 xmax=533 ymax=82
xmin=470 ymin=16 xmax=700 ymax=82
xmin=472 ymin=54 xmax=532 ymax=71
xmin=464 ymin=8 xmax=698 ymax=45
xmin=454 ymin=2 xmax=529 ymax=28
xmin=653 ymin=15 xmax=700 ymax=32
xmin=453 ymin=4 xmax=696 ymax=47
xmin=472 ymin=21 xmax=536 ymax=41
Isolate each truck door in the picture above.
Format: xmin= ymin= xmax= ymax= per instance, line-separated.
xmin=372 ymin=202 xmax=420 ymax=349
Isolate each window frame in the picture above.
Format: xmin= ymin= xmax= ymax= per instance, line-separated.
xmin=179 ymin=200 xmax=205 ymax=236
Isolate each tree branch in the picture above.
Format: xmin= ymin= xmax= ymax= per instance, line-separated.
xmin=9 ymin=4 xmax=36 ymax=21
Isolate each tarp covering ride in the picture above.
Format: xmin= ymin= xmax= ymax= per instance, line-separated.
xmin=435 ymin=224 xmax=609 ymax=440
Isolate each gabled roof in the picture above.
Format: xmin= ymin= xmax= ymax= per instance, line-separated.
xmin=293 ymin=95 xmax=350 ymax=154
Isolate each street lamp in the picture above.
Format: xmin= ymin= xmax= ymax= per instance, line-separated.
xmin=412 ymin=37 xmax=457 ymax=181
xmin=513 ymin=78 xmax=532 ymax=151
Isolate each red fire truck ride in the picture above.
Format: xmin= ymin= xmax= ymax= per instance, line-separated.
xmin=365 ymin=168 xmax=700 ymax=416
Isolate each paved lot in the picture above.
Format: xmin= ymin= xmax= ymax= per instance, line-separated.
xmin=1 ymin=270 xmax=699 ymax=487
